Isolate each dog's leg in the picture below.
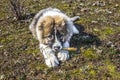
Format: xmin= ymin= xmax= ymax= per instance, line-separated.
xmin=70 ymin=16 xmax=80 ymax=22
xmin=58 ymin=41 xmax=70 ymax=61
xmin=39 ymin=44 xmax=59 ymax=67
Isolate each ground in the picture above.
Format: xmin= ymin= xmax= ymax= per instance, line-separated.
xmin=0 ymin=0 xmax=120 ymax=80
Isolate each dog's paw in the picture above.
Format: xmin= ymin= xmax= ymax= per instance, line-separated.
xmin=45 ymin=53 xmax=59 ymax=67
xmin=58 ymin=50 xmax=69 ymax=61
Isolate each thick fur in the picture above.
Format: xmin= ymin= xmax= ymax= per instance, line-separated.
xmin=29 ymin=8 xmax=79 ymax=67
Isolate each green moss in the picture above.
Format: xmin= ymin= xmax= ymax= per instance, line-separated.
xmin=26 ymin=48 xmax=39 ymax=56
xmin=35 ymin=63 xmax=47 ymax=70
xmin=97 ymin=59 xmax=120 ymax=79
xmin=103 ymin=27 xmax=115 ymax=35
xmin=29 ymin=61 xmax=47 ymax=71
xmin=89 ymin=69 xmax=96 ymax=76
xmin=72 ymin=68 xmax=82 ymax=75
xmin=76 ymin=18 xmax=91 ymax=24
xmin=109 ymin=47 xmax=118 ymax=54
xmin=93 ymin=27 xmax=116 ymax=39
xmin=83 ymin=48 xmax=98 ymax=59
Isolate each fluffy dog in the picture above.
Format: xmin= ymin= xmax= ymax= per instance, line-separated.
xmin=29 ymin=8 xmax=79 ymax=67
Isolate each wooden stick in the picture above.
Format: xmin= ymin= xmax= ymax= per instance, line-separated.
xmin=63 ymin=47 xmax=77 ymax=51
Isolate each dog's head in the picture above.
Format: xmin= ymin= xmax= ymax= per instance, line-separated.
xmin=38 ymin=15 xmax=67 ymax=52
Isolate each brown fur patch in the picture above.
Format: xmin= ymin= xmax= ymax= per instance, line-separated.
xmin=39 ymin=15 xmax=67 ymax=41
xmin=40 ymin=16 xmax=54 ymax=37
xmin=54 ymin=15 xmax=67 ymax=35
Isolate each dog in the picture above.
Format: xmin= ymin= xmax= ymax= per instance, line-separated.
xmin=29 ymin=8 xmax=79 ymax=67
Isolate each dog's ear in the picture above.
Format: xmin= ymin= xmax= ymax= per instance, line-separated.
xmin=43 ymin=16 xmax=54 ymax=37
xmin=37 ymin=16 xmax=54 ymax=37
xmin=54 ymin=15 xmax=67 ymax=35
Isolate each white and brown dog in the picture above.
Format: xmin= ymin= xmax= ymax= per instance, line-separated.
xmin=29 ymin=8 xmax=79 ymax=67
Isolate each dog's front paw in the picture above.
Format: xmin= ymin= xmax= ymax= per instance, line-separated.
xmin=58 ymin=50 xmax=69 ymax=61
xmin=45 ymin=53 xmax=59 ymax=67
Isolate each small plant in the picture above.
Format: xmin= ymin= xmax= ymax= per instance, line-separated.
xmin=9 ymin=0 xmax=25 ymax=20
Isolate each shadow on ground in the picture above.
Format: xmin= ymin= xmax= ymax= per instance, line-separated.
xmin=70 ymin=23 xmax=101 ymax=50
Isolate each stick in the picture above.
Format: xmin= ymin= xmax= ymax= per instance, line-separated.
xmin=63 ymin=47 xmax=77 ymax=51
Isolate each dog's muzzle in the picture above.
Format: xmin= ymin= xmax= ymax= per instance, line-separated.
xmin=52 ymin=27 xmax=63 ymax=52
xmin=53 ymin=46 xmax=61 ymax=51
xmin=52 ymin=38 xmax=62 ymax=52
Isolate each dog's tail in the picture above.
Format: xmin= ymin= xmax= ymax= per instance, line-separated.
xmin=70 ymin=16 xmax=80 ymax=34
xmin=71 ymin=16 xmax=80 ymax=22
xmin=67 ymin=20 xmax=79 ymax=34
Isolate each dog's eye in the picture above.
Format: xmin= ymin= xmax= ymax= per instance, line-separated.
xmin=60 ymin=36 xmax=65 ymax=42
xmin=48 ymin=35 xmax=54 ymax=40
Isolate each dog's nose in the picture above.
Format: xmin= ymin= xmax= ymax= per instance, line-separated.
xmin=54 ymin=46 xmax=60 ymax=51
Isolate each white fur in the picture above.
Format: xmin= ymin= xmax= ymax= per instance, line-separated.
xmin=57 ymin=41 xmax=70 ymax=61
xmin=39 ymin=44 xmax=59 ymax=67
xmin=63 ymin=41 xmax=70 ymax=48
xmin=58 ymin=50 xmax=69 ymax=61
xmin=29 ymin=8 xmax=79 ymax=67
